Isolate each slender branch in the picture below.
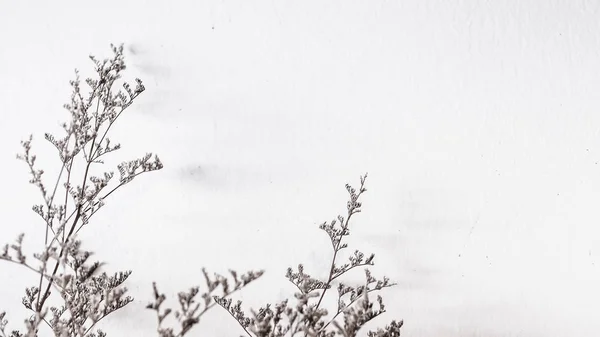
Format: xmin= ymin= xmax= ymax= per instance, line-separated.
xmin=306 ymin=178 xmax=367 ymax=337
xmin=330 ymin=261 xmax=372 ymax=282
xmin=35 ymin=87 xmax=103 ymax=314
xmin=313 ymin=211 xmax=353 ymax=310
xmin=45 ymin=159 xmax=67 ymax=244
xmin=62 ymin=159 xmax=74 ymax=243
xmin=222 ymin=308 xmax=253 ymax=337
xmin=320 ymin=287 xmax=379 ymax=332
xmin=196 ymin=286 xmax=246 ymax=321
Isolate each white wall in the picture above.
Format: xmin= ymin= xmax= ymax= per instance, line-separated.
xmin=1 ymin=1 xmax=599 ymax=336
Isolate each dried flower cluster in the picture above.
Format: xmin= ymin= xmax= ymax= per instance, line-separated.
xmin=0 ymin=45 xmax=403 ymax=337
xmin=213 ymin=174 xmax=403 ymax=337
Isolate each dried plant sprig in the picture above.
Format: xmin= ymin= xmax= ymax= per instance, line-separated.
xmin=147 ymin=268 xmax=264 ymax=337
xmin=1 ymin=44 xmax=162 ymax=337
xmin=215 ymin=175 xmax=403 ymax=337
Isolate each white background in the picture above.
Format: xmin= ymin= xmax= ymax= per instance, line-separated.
xmin=1 ymin=1 xmax=599 ymax=336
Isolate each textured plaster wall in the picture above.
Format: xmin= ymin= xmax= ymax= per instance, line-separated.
xmin=1 ymin=1 xmax=600 ymax=336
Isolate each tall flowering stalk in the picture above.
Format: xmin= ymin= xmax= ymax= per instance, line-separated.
xmin=0 ymin=44 xmax=163 ymax=337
